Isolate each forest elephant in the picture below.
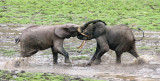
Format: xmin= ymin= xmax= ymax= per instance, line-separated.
xmin=77 ymin=20 xmax=144 ymax=65
xmin=15 ymin=24 xmax=79 ymax=64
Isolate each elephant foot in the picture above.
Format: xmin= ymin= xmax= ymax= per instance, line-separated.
xmin=86 ymin=60 xmax=94 ymax=66
xmin=53 ymin=61 xmax=58 ymax=64
xmin=65 ymin=59 xmax=71 ymax=63
xmin=116 ymin=61 xmax=121 ymax=64
xmin=94 ymin=59 xmax=101 ymax=65
xmin=87 ymin=59 xmax=101 ymax=65
xmin=86 ymin=63 xmax=91 ymax=66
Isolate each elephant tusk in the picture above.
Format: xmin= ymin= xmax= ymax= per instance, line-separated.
xmin=77 ymin=40 xmax=86 ymax=49
xmin=78 ymin=27 xmax=82 ymax=33
xmin=78 ymin=27 xmax=90 ymax=37
xmin=81 ymin=33 xmax=90 ymax=37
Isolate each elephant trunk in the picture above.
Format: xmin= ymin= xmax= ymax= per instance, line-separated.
xmin=80 ymin=20 xmax=107 ymax=31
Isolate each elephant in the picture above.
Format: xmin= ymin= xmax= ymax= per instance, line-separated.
xmin=15 ymin=24 xmax=79 ymax=64
xmin=77 ymin=20 xmax=144 ymax=65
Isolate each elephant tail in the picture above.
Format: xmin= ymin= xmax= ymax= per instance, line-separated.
xmin=15 ymin=37 xmax=20 ymax=44
xmin=135 ymin=28 xmax=144 ymax=41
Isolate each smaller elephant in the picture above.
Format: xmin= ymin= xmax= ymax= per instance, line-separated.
xmin=15 ymin=24 xmax=79 ymax=64
xmin=77 ymin=20 xmax=144 ymax=65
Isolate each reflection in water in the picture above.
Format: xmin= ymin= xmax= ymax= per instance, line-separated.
xmin=97 ymin=73 xmax=159 ymax=81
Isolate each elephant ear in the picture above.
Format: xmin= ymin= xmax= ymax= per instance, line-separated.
xmin=55 ymin=25 xmax=78 ymax=38
xmin=55 ymin=27 xmax=70 ymax=38
xmin=93 ymin=26 xmax=105 ymax=38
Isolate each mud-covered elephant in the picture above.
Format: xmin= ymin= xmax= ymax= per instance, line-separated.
xmin=77 ymin=20 xmax=144 ymax=65
xmin=15 ymin=24 xmax=79 ymax=64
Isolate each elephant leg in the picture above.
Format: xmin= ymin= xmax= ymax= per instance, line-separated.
xmin=115 ymin=51 xmax=123 ymax=63
xmin=129 ymin=44 xmax=139 ymax=58
xmin=129 ymin=46 xmax=146 ymax=64
xmin=58 ymin=47 xmax=70 ymax=63
xmin=21 ymin=49 xmax=38 ymax=57
xmin=87 ymin=43 xmax=100 ymax=65
xmin=54 ymin=40 xmax=70 ymax=63
xmin=51 ymin=47 xmax=58 ymax=64
xmin=94 ymin=36 xmax=109 ymax=65
xmin=95 ymin=50 xmax=107 ymax=65
xmin=20 ymin=42 xmax=38 ymax=57
xmin=115 ymin=42 xmax=131 ymax=63
xmin=20 ymin=42 xmax=27 ymax=57
xmin=20 ymin=50 xmax=27 ymax=57
xmin=29 ymin=50 xmax=38 ymax=54
xmin=129 ymin=48 xmax=139 ymax=58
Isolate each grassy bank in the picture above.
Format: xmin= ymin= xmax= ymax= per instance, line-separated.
xmin=0 ymin=0 xmax=160 ymax=30
xmin=0 ymin=70 xmax=104 ymax=81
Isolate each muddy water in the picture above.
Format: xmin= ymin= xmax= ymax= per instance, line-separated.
xmin=0 ymin=24 xmax=160 ymax=81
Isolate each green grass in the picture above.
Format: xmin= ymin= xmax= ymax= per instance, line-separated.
xmin=0 ymin=0 xmax=160 ymax=30
xmin=138 ymin=46 xmax=151 ymax=50
xmin=0 ymin=70 xmax=104 ymax=81
xmin=0 ymin=48 xmax=19 ymax=57
xmin=156 ymin=49 xmax=160 ymax=52
xmin=71 ymin=55 xmax=90 ymax=60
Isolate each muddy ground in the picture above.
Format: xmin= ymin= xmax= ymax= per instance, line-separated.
xmin=0 ymin=24 xmax=160 ymax=81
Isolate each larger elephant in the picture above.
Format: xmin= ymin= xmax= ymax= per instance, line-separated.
xmin=77 ymin=20 xmax=144 ymax=65
xmin=15 ymin=24 xmax=79 ymax=64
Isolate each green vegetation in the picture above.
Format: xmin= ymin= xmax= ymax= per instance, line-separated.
xmin=156 ymin=49 xmax=160 ymax=52
xmin=0 ymin=0 xmax=160 ymax=30
xmin=0 ymin=48 xmax=19 ymax=57
xmin=71 ymin=55 xmax=90 ymax=60
xmin=138 ymin=46 xmax=151 ymax=50
xmin=82 ymin=47 xmax=96 ymax=54
xmin=0 ymin=70 xmax=104 ymax=81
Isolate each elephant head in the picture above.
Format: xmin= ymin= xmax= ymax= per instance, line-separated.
xmin=77 ymin=20 xmax=106 ymax=40
xmin=55 ymin=24 xmax=79 ymax=39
